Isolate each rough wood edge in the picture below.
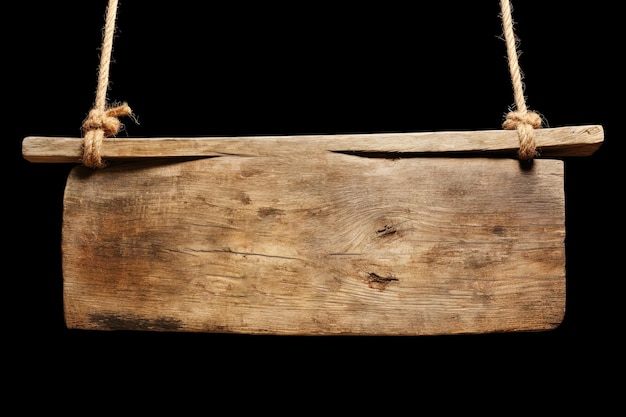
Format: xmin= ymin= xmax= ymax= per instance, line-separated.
xmin=23 ymin=125 xmax=603 ymax=163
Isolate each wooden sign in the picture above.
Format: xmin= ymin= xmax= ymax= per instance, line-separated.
xmin=21 ymin=125 xmax=603 ymax=335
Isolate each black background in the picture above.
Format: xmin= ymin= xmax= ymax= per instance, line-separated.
xmin=9 ymin=0 xmax=620 ymax=402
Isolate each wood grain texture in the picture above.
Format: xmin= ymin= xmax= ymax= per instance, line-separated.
xmin=62 ymin=154 xmax=566 ymax=335
xmin=24 ymin=125 xmax=603 ymax=163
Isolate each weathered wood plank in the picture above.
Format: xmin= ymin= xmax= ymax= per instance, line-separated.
xmin=24 ymin=125 xmax=603 ymax=163
xmin=62 ymin=155 xmax=566 ymax=335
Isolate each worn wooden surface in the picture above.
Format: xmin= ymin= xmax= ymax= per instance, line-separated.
xmin=63 ymin=153 xmax=567 ymax=335
xmin=23 ymin=125 xmax=603 ymax=163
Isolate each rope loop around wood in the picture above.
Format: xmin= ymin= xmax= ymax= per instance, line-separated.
xmin=81 ymin=103 xmax=132 ymax=168
xmin=503 ymin=110 xmax=542 ymax=160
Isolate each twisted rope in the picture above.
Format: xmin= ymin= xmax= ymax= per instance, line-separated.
xmin=81 ymin=0 xmax=132 ymax=168
xmin=500 ymin=0 xmax=542 ymax=160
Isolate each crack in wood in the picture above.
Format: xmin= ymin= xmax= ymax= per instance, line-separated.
xmin=208 ymin=249 xmax=302 ymax=261
xmin=376 ymin=224 xmax=397 ymax=237
xmin=367 ymin=272 xmax=399 ymax=291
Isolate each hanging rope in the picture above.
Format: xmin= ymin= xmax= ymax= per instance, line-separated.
xmin=500 ymin=0 xmax=542 ymax=160
xmin=78 ymin=0 xmax=540 ymax=165
xmin=81 ymin=0 xmax=132 ymax=168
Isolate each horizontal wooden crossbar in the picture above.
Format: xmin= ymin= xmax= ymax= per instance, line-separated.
xmin=23 ymin=125 xmax=603 ymax=163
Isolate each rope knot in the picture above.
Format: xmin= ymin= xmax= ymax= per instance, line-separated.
xmin=503 ymin=110 xmax=542 ymax=161
xmin=502 ymin=110 xmax=542 ymax=130
xmin=81 ymin=102 xmax=132 ymax=168
xmin=82 ymin=103 xmax=132 ymax=137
